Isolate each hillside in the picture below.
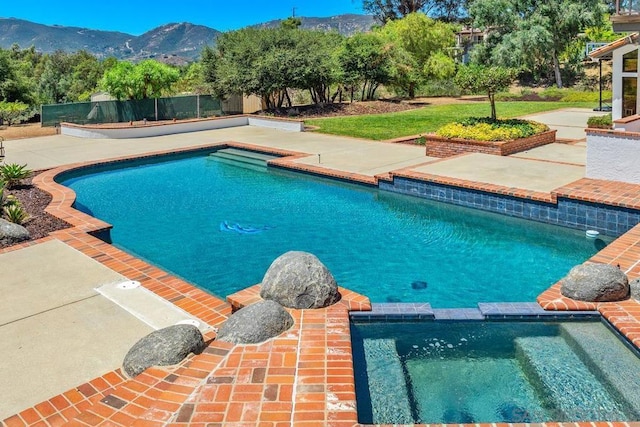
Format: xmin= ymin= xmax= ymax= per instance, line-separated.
xmin=257 ymin=14 xmax=375 ymax=33
xmin=0 ymin=15 xmax=374 ymax=63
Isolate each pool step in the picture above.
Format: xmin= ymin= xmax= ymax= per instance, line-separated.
xmin=209 ymin=148 xmax=278 ymax=166
xmin=515 ymin=335 xmax=628 ymax=421
xmin=560 ymin=322 xmax=640 ymax=417
xmin=363 ymin=339 xmax=414 ymax=424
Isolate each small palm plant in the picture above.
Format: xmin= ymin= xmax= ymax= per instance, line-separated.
xmin=0 ymin=163 xmax=32 ymax=188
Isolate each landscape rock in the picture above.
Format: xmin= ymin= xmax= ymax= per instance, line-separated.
xmin=123 ymin=324 xmax=205 ymax=377
xmin=0 ymin=218 xmax=29 ymax=243
xmin=216 ymin=300 xmax=293 ymax=344
xmin=260 ymin=251 xmax=340 ymax=309
xmin=560 ymin=263 xmax=629 ymax=302
xmin=630 ymin=278 xmax=640 ymax=300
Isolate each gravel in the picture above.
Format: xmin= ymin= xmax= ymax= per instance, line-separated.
xmin=0 ymin=176 xmax=71 ymax=249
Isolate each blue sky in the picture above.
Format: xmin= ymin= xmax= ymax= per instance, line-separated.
xmin=1 ymin=0 xmax=365 ymax=35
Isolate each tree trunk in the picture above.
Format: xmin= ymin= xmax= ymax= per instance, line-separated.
xmin=284 ymin=90 xmax=292 ymax=108
xmin=552 ymin=52 xmax=563 ymax=89
xmin=489 ymin=92 xmax=497 ymax=121
xmin=408 ymin=82 xmax=415 ymax=99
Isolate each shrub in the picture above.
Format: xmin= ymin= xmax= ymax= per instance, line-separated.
xmin=419 ymin=78 xmax=462 ymax=97
xmin=3 ymin=204 xmax=30 ymax=224
xmin=436 ymin=118 xmax=549 ymax=141
xmin=0 ymin=101 xmax=36 ymax=126
xmin=587 ymin=113 xmax=612 ymax=129
xmin=0 ymin=163 xmax=32 ymax=188
xmin=495 ymin=91 xmax=522 ymax=101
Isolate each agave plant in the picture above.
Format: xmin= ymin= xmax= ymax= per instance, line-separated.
xmin=0 ymin=163 xmax=32 ymax=188
xmin=3 ymin=204 xmax=30 ymax=224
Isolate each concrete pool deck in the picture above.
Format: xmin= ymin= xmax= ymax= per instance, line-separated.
xmin=3 ymin=111 xmax=640 ymax=427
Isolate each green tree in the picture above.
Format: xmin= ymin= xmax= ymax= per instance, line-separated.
xmin=0 ymin=48 xmax=35 ymax=104
xmin=363 ymin=0 xmax=470 ymax=22
xmin=100 ymin=61 xmax=135 ymax=100
xmin=338 ymin=32 xmax=395 ymax=101
xmin=454 ymin=64 xmax=516 ymax=120
xmin=173 ymin=62 xmax=211 ymax=94
xmin=132 ymin=60 xmax=180 ymax=99
xmin=377 ymin=12 xmax=456 ymax=97
xmin=100 ymin=60 xmax=179 ymax=100
xmin=67 ymin=51 xmax=104 ymax=101
xmin=469 ymin=0 xmax=607 ymax=88
xmin=281 ymin=17 xmax=302 ymax=29
xmin=205 ymin=27 xmax=342 ymax=108
xmin=36 ymin=50 xmax=75 ymax=104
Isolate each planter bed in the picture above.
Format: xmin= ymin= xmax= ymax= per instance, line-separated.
xmin=424 ymin=129 xmax=557 ymax=158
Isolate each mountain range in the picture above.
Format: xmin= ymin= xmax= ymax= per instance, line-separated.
xmin=0 ymin=15 xmax=375 ymax=65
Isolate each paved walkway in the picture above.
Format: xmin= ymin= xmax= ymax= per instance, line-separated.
xmin=520 ymin=107 xmax=607 ymax=141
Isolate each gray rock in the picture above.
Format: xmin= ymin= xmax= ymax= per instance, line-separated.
xmin=260 ymin=251 xmax=340 ymax=309
xmin=630 ymin=278 xmax=640 ymax=300
xmin=216 ymin=300 xmax=293 ymax=345
xmin=122 ymin=324 xmax=205 ymax=377
xmin=0 ymin=218 xmax=29 ymax=242
xmin=560 ymin=263 xmax=629 ymax=302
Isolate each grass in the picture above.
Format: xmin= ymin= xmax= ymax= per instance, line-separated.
xmin=304 ymin=101 xmax=594 ymax=140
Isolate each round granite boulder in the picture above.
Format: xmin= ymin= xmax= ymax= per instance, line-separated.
xmin=260 ymin=251 xmax=340 ymax=309
xmin=560 ymin=263 xmax=629 ymax=302
xmin=630 ymin=278 xmax=640 ymax=301
xmin=216 ymin=300 xmax=293 ymax=344
xmin=0 ymin=218 xmax=29 ymax=243
xmin=123 ymin=324 xmax=205 ymax=378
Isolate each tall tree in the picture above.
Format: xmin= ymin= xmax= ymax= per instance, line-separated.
xmin=376 ymin=12 xmax=456 ymax=97
xmin=363 ymin=0 xmax=469 ymax=22
xmin=469 ymin=0 xmax=607 ymax=88
xmin=204 ymin=27 xmax=343 ymax=108
xmin=338 ymin=32 xmax=395 ymax=101
xmin=100 ymin=60 xmax=179 ymax=100
xmin=36 ymin=50 xmax=74 ymax=104
xmin=0 ymin=49 xmax=35 ymax=104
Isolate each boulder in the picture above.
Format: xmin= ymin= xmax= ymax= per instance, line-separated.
xmin=560 ymin=263 xmax=629 ymax=302
xmin=123 ymin=324 xmax=205 ymax=377
xmin=0 ymin=218 xmax=29 ymax=243
xmin=630 ymin=278 xmax=640 ymax=301
xmin=216 ymin=300 xmax=293 ymax=344
xmin=260 ymin=251 xmax=340 ymax=309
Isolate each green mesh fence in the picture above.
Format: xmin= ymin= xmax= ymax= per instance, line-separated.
xmin=41 ymin=95 xmax=223 ymax=127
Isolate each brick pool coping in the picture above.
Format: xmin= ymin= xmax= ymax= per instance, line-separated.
xmin=3 ymin=142 xmax=640 ymax=427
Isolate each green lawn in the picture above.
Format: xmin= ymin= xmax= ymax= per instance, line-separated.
xmin=304 ymin=101 xmax=594 ymax=140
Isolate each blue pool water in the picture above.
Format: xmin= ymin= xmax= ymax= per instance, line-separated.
xmin=60 ymin=152 xmax=607 ymax=307
xmin=351 ymin=320 xmax=640 ymax=424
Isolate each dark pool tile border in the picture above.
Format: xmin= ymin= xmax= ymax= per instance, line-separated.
xmin=350 ymin=302 xmax=435 ymax=321
xmin=432 ymin=308 xmax=486 ymax=320
xmin=380 ymin=176 xmax=640 ymax=237
xmin=350 ymin=303 xmax=601 ymax=322
xmin=478 ymin=302 xmax=601 ymax=320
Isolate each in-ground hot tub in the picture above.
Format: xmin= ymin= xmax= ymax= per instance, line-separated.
xmin=351 ymin=314 xmax=640 ymax=424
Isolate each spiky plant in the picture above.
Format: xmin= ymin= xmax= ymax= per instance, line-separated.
xmin=3 ymin=204 xmax=30 ymax=224
xmin=0 ymin=163 xmax=32 ymax=188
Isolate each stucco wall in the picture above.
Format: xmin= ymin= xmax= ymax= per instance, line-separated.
xmin=586 ymin=129 xmax=640 ymax=184
xmin=61 ymin=115 xmax=303 ymax=139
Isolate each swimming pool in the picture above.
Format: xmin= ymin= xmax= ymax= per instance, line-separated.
xmin=60 ymin=151 xmax=606 ymax=307
xmin=351 ymin=319 xmax=640 ymax=424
